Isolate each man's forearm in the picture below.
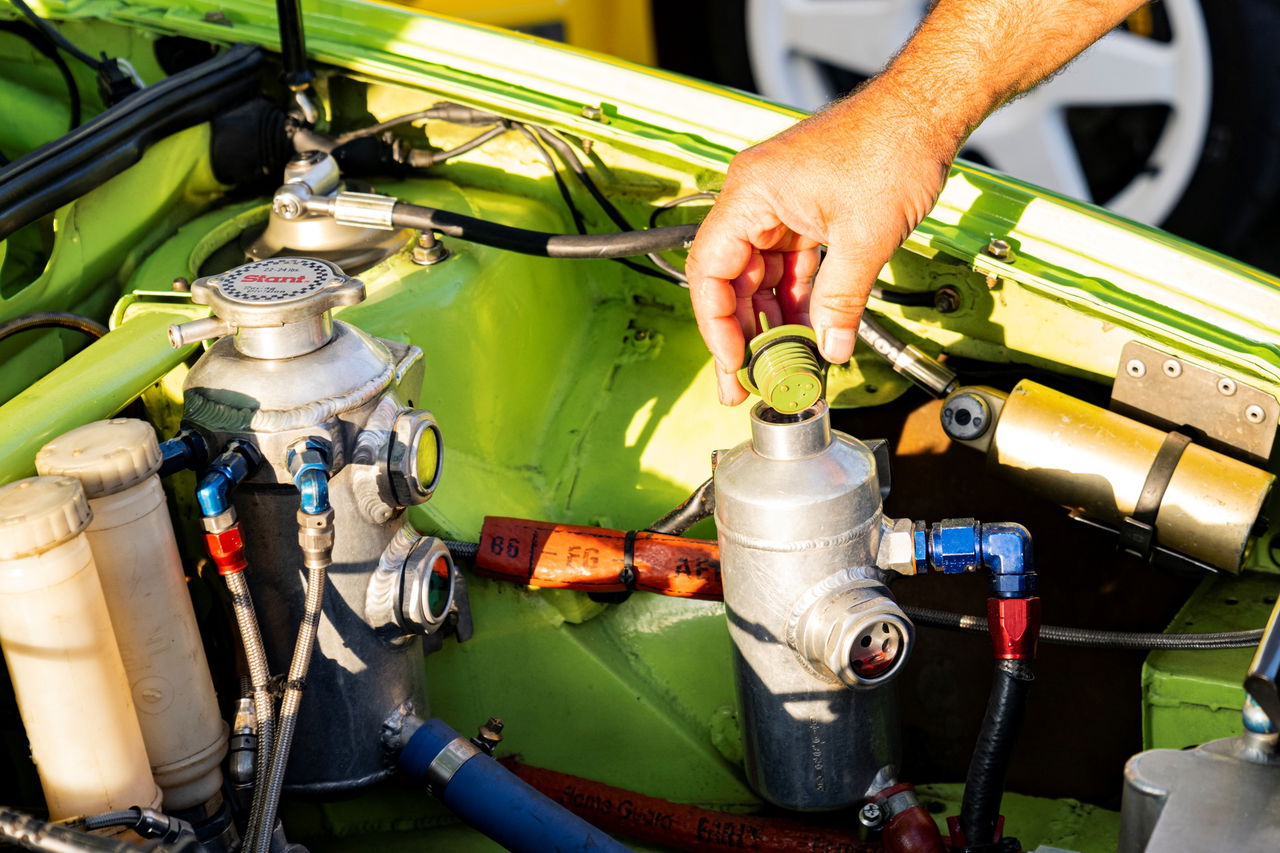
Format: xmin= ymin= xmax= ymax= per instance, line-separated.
xmin=862 ymin=0 xmax=1145 ymax=162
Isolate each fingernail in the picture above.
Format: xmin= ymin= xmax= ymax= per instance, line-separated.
xmin=820 ymin=327 xmax=855 ymax=364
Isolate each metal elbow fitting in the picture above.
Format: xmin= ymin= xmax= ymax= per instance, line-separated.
xmin=197 ymin=440 xmax=264 ymax=520
xmin=791 ymin=573 xmax=913 ymax=689
xmin=287 ymin=436 xmax=333 ymax=515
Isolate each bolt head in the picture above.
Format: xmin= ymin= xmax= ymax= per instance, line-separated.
xmin=858 ymin=802 xmax=885 ymax=828
xmin=1218 ymin=377 xmax=1237 ymax=396
xmin=1246 ymin=404 xmax=1266 ymax=424
xmin=933 ymin=286 xmax=961 ymax=313
xmin=985 ymin=238 xmax=1012 ymax=260
xmin=1126 ymin=359 xmax=1146 ymax=378
xmin=1162 ymin=359 xmax=1182 ymax=378
xmin=273 ymin=194 xmax=303 ymax=219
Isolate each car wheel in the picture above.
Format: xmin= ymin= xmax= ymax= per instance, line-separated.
xmin=738 ymin=0 xmax=1280 ymax=250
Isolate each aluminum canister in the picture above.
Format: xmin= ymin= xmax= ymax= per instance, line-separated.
xmin=714 ymin=401 xmax=908 ymax=811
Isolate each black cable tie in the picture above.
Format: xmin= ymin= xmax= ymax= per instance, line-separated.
xmin=1119 ymin=430 xmax=1192 ymax=560
xmin=620 ymin=530 xmax=638 ymax=590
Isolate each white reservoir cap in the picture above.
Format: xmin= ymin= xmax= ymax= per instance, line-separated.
xmin=36 ymin=418 xmax=163 ymax=498
xmin=0 ymin=476 xmax=91 ymax=559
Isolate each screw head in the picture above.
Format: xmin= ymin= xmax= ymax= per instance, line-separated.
xmin=858 ymin=802 xmax=885 ymax=828
xmin=171 ymin=277 xmax=190 ymax=292
xmin=1218 ymin=378 xmax=1237 ymax=396
xmin=1245 ymin=404 xmax=1266 ymax=424
xmin=1126 ymin=359 xmax=1146 ymax=378
xmin=1163 ymin=359 xmax=1182 ymax=378
xmin=273 ymin=194 xmax=303 ymax=219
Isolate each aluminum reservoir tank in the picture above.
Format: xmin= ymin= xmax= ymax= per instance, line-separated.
xmin=714 ymin=401 xmax=912 ymax=811
xmin=170 ymin=257 xmax=449 ymax=792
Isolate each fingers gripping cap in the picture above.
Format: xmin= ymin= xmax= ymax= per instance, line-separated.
xmin=0 ymin=477 xmax=92 ymax=559
xmin=36 ymin=418 xmax=163 ymax=498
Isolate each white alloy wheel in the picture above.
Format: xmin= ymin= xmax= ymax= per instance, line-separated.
xmin=746 ymin=0 xmax=1213 ymax=225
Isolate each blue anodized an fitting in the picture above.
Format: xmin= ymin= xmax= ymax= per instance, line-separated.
xmin=287 ymin=436 xmax=332 ymax=515
xmin=921 ymin=518 xmax=1036 ymax=597
xmin=157 ymin=428 xmax=210 ymax=478
xmin=980 ymin=522 xmax=1036 ymax=598
xmin=196 ymin=440 xmax=264 ymax=518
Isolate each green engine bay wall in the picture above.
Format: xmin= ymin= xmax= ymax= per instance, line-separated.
xmin=0 ymin=1 xmax=1278 ymax=849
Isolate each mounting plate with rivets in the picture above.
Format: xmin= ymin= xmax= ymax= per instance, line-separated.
xmin=1111 ymin=341 xmax=1278 ymax=465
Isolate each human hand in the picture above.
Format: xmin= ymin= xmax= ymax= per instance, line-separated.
xmin=685 ymin=79 xmax=959 ymax=405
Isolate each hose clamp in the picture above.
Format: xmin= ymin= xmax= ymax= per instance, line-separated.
xmin=426 ymin=736 xmax=480 ymax=794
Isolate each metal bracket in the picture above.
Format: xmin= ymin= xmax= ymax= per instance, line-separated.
xmin=1111 ymin=341 xmax=1278 ymax=465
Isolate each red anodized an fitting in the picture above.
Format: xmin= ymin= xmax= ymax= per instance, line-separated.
xmin=205 ymin=524 xmax=248 ymax=575
xmin=987 ymin=596 xmax=1041 ymax=660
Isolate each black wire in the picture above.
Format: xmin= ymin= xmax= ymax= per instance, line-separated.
xmin=518 ymin=123 xmax=587 ymax=234
xmin=422 ymin=550 xmax=1263 ymax=651
xmin=0 ymin=311 xmax=108 ymax=342
xmin=648 ymin=192 xmax=717 ymax=229
xmin=8 ymin=0 xmax=101 ymax=69
xmin=514 ymin=124 xmax=680 ymax=283
xmin=646 ymin=478 xmax=715 ymax=536
xmin=905 ymin=604 xmax=1264 ymax=650
xmin=412 ymin=124 xmax=509 ymax=166
xmin=530 ymin=126 xmax=687 ymax=284
xmin=333 ymin=102 xmax=504 ymax=145
xmin=0 ymin=21 xmax=81 ymax=132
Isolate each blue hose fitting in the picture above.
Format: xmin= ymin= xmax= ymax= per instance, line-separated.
xmin=922 ymin=518 xmax=1035 ymax=597
xmin=158 ymin=428 xmax=210 ymax=477
xmin=286 ymin=437 xmax=332 ymax=515
xmin=398 ymin=718 xmax=629 ymax=853
xmin=980 ymin=522 xmax=1036 ymax=598
xmin=197 ymin=440 xmax=264 ymax=518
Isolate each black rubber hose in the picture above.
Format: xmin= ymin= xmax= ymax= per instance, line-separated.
xmin=8 ymin=0 xmax=101 ymax=69
xmin=0 ymin=20 xmax=82 ymax=131
xmin=444 ymin=539 xmax=479 ymax=561
xmin=391 ymin=201 xmax=698 ymax=259
xmin=904 ymin=604 xmax=1263 ymax=650
xmin=960 ymin=659 xmax=1033 ymax=847
xmin=646 ymin=478 xmax=714 ymax=536
xmin=408 ymin=124 xmax=510 ymax=167
xmin=275 ymin=0 xmax=312 ymax=89
xmin=0 ymin=311 xmax=108 ymax=343
xmin=1 ymin=806 xmax=162 ymax=853
xmin=0 ymin=43 xmax=263 ymax=242
xmin=81 ymin=810 xmax=141 ymax=832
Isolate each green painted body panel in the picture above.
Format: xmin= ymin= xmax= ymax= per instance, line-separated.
xmin=1142 ymin=573 xmax=1279 ymax=752
xmin=0 ymin=2 xmax=1277 ymax=850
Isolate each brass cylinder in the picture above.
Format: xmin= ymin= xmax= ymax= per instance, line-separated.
xmin=988 ymin=380 xmax=1274 ymax=572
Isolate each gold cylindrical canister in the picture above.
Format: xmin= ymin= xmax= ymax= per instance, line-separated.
xmin=988 ymin=380 xmax=1274 ymax=572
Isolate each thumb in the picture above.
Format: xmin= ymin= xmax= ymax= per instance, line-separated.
xmin=808 ymin=245 xmax=876 ymax=364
